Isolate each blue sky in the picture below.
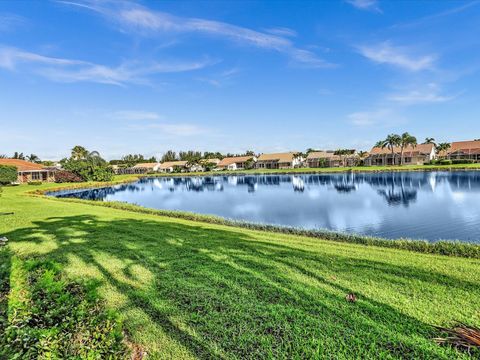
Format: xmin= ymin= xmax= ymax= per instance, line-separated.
xmin=1 ymin=0 xmax=480 ymax=160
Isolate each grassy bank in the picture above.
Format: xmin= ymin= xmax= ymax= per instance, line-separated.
xmin=1 ymin=183 xmax=480 ymax=359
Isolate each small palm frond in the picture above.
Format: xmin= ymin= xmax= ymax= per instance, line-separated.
xmin=434 ymin=323 xmax=480 ymax=352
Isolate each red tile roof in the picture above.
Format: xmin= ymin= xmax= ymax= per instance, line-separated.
xmin=257 ymin=152 xmax=298 ymax=162
xmin=0 ymin=159 xmax=46 ymax=172
xmin=449 ymin=140 xmax=480 ymax=154
xmin=369 ymin=143 xmax=434 ymax=156
xmin=217 ymin=156 xmax=254 ymax=167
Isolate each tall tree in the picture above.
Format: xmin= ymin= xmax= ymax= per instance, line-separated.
xmin=13 ymin=152 xmax=25 ymax=160
xmin=399 ymin=132 xmax=417 ymax=165
xmin=27 ymin=154 xmax=41 ymax=163
xmin=161 ymin=150 xmax=178 ymax=162
xmin=380 ymin=134 xmax=401 ymax=165
xmin=423 ymin=137 xmax=436 ymax=145
xmin=71 ymin=146 xmax=89 ymax=160
xmin=436 ymin=143 xmax=452 ymax=158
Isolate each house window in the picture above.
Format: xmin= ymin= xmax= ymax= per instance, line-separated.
xmin=32 ymin=172 xmax=41 ymax=180
xmin=404 ymin=157 xmax=412 ymax=163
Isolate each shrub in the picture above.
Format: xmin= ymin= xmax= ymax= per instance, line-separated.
xmin=0 ymin=165 xmax=17 ymax=185
xmin=439 ymin=159 xmax=453 ymax=165
xmin=55 ymin=170 xmax=83 ymax=183
xmin=0 ymin=259 xmax=128 ymax=359
xmin=27 ymin=181 xmax=42 ymax=186
xmin=452 ymin=159 xmax=476 ymax=164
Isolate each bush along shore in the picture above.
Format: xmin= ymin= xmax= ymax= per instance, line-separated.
xmin=35 ymin=187 xmax=480 ymax=259
xmin=0 ymin=253 xmax=129 ymax=359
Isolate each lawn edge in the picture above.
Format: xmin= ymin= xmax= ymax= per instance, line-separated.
xmin=26 ymin=179 xmax=480 ymax=259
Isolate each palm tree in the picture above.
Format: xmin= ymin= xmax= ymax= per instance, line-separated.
xmin=424 ymin=137 xmax=436 ymax=145
xmin=380 ymin=134 xmax=401 ymax=165
xmin=436 ymin=142 xmax=451 ymax=159
xmin=27 ymin=154 xmax=41 ymax=163
xmin=71 ymin=146 xmax=89 ymax=160
xmin=399 ymin=132 xmax=417 ymax=165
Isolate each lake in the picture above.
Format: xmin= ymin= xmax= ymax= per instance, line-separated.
xmin=50 ymin=171 xmax=480 ymax=243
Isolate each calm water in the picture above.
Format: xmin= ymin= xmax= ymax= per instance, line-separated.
xmin=50 ymin=172 xmax=480 ymax=243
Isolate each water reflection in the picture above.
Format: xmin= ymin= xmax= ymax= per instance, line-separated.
xmin=50 ymin=172 xmax=480 ymax=242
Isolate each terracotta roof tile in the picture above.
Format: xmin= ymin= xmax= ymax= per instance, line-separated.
xmin=257 ymin=152 xmax=298 ymax=162
xmin=217 ymin=156 xmax=254 ymax=167
xmin=0 ymin=159 xmax=46 ymax=172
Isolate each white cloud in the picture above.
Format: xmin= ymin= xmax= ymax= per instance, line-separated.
xmin=358 ymin=42 xmax=436 ymax=71
xmin=348 ymin=108 xmax=392 ymax=126
xmin=347 ymin=0 xmax=381 ymax=12
xmin=388 ymin=83 xmax=456 ymax=104
xmin=113 ymin=110 xmax=161 ymax=120
xmin=264 ymin=27 xmax=297 ymax=37
xmin=61 ymin=0 xmax=333 ymax=68
xmin=0 ymin=13 xmax=27 ymax=32
xmin=0 ymin=46 xmax=214 ymax=85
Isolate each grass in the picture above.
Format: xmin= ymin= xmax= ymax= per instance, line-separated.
xmin=1 ymin=183 xmax=480 ymax=359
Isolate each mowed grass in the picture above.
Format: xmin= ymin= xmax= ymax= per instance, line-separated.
xmin=1 ymin=184 xmax=480 ymax=359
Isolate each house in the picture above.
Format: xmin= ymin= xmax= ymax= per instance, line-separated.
xmin=201 ymin=158 xmax=221 ymax=166
xmin=306 ymin=151 xmax=360 ymax=168
xmin=132 ymin=162 xmax=161 ymax=173
xmin=0 ymin=159 xmax=56 ymax=183
xmin=216 ymin=156 xmax=256 ymax=171
xmin=443 ymin=140 xmax=480 ymax=162
xmin=256 ymin=152 xmax=303 ymax=169
xmin=365 ymin=143 xmax=435 ymax=166
xmin=159 ymin=161 xmax=189 ymax=173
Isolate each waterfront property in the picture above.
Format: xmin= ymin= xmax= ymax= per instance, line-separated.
xmin=306 ymin=151 xmax=360 ymax=168
xmin=0 ymin=158 xmax=55 ymax=183
xmin=365 ymin=143 xmax=435 ymax=166
xmin=2 ymin=182 xmax=480 ymax=359
xmin=256 ymin=152 xmax=303 ymax=169
xmin=159 ymin=160 xmax=189 ymax=173
xmin=133 ymin=162 xmax=161 ymax=173
xmin=444 ymin=140 xmax=480 ymax=161
xmin=50 ymin=171 xmax=480 ymax=242
xmin=216 ymin=156 xmax=256 ymax=170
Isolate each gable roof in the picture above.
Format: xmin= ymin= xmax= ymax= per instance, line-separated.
xmin=369 ymin=143 xmax=434 ymax=156
xmin=257 ymin=152 xmax=297 ymax=163
xmin=159 ymin=161 xmax=188 ymax=169
xmin=133 ymin=162 xmax=159 ymax=169
xmin=0 ymin=159 xmax=46 ymax=172
xmin=449 ymin=140 xmax=480 ymax=154
xmin=217 ymin=156 xmax=254 ymax=167
xmin=307 ymin=151 xmax=340 ymax=160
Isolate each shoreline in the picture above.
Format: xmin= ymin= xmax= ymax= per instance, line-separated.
xmin=29 ymin=176 xmax=480 ymax=259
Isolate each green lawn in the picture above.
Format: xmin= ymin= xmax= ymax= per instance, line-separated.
xmin=1 ymin=183 xmax=480 ymax=359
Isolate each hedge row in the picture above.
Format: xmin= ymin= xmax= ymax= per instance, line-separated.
xmin=0 ymin=165 xmax=17 ymax=185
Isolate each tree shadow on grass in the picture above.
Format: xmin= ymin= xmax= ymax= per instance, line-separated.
xmin=5 ymin=215 xmax=477 ymax=359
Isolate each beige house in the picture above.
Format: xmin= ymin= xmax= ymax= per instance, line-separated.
xmin=256 ymin=152 xmax=303 ymax=169
xmin=442 ymin=140 xmax=480 ymax=161
xmin=159 ymin=161 xmax=189 ymax=173
xmin=306 ymin=151 xmax=360 ymax=168
xmin=217 ymin=156 xmax=256 ymax=170
xmin=0 ymin=159 xmax=56 ymax=183
xmin=131 ymin=162 xmax=161 ymax=173
xmin=365 ymin=144 xmax=435 ymax=166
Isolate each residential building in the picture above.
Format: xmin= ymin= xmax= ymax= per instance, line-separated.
xmin=0 ymin=159 xmax=56 ymax=183
xmin=365 ymin=144 xmax=435 ymax=166
xmin=256 ymin=152 xmax=303 ymax=169
xmin=159 ymin=161 xmax=189 ymax=173
xmin=306 ymin=151 xmax=360 ymax=168
xmin=132 ymin=162 xmax=161 ymax=173
xmin=443 ymin=140 xmax=480 ymax=162
xmin=217 ymin=156 xmax=256 ymax=170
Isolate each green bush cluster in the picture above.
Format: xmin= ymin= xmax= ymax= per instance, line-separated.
xmin=27 ymin=181 xmax=43 ymax=186
xmin=0 ymin=258 xmax=128 ymax=359
xmin=0 ymin=165 xmax=17 ymax=185
xmin=426 ymin=159 xmax=477 ymax=166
